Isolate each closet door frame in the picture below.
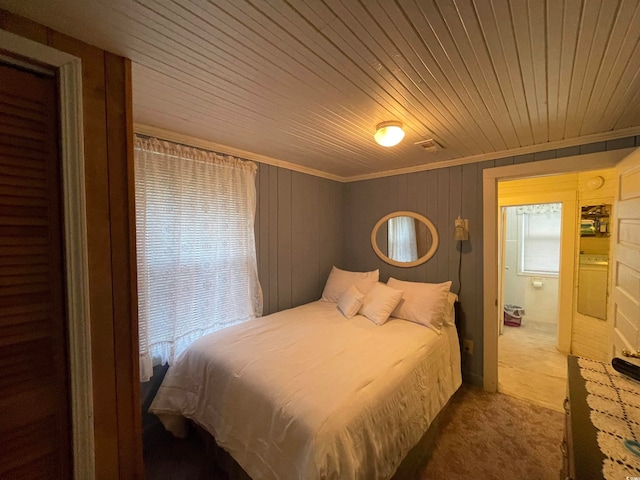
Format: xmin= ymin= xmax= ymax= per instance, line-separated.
xmin=0 ymin=29 xmax=94 ymax=479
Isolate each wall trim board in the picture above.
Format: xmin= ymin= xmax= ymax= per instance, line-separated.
xmin=106 ymin=55 xmax=142 ymax=479
xmin=482 ymin=147 xmax=636 ymax=393
xmin=135 ymin=123 xmax=344 ymax=182
xmin=0 ymin=29 xmax=95 ymax=479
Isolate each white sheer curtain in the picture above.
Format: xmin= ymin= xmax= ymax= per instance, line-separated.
xmin=135 ymin=137 xmax=263 ymax=382
xmin=388 ymin=216 xmax=418 ymax=262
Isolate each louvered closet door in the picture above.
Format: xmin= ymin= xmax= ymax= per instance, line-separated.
xmin=0 ymin=63 xmax=71 ymax=479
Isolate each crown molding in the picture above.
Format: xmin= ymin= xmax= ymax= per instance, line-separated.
xmin=344 ymin=126 xmax=640 ymax=182
xmin=134 ymin=124 xmax=344 ymax=182
xmin=135 ymin=124 xmax=640 ymax=184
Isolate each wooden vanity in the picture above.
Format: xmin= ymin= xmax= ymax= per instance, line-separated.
xmin=563 ymin=355 xmax=640 ymax=480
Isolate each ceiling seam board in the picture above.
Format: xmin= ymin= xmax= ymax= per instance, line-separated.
xmin=2 ymin=0 xmax=639 ymax=178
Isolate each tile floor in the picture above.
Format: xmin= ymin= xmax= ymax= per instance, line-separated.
xmin=498 ymin=318 xmax=568 ymax=412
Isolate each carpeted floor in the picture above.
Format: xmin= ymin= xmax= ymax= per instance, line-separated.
xmin=145 ymin=385 xmax=565 ymax=480
xmin=417 ymin=385 xmax=564 ymax=480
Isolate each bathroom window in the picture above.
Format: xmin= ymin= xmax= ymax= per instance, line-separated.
xmin=517 ymin=204 xmax=562 ymax=276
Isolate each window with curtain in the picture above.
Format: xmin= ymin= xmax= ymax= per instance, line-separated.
xmin=517 ymin=203 xmax=562 ymax=276
xmin=135 ymin=137 xmax=262 ymax=382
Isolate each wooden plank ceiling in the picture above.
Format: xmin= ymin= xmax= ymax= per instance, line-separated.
xmin=3 ymin=0 xmax=640 ymax=179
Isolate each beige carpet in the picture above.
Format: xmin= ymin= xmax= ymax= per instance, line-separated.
xmin=418 ymin=385 xmax=564 ymax=480
xmin=498 ymin=319 xmax=567 ymax=412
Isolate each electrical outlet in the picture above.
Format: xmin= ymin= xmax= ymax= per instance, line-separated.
xmin=462 ymin=339 xmax=473 ymax=355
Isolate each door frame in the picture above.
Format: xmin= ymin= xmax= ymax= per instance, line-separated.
xmin=0 ymin=30 xmax=94 ymax=477
xmin=498 ymin=190 xmax=577 ymax=354
xmin=498 ymin=208 xmax=506 ymax=337
xmin=482 ymin=148 xmax=635 ymax=392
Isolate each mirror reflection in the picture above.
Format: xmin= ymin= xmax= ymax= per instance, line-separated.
xmin=375 ymin=216 xmax=432 ymax=262
xmin=577 ymin=204 xmax=611 ymax=320
xmin=371 ymin=211 xmax=439 ymax=267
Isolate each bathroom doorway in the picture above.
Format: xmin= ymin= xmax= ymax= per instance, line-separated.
xmin=497 ymin=202 xmax=568 ymax=411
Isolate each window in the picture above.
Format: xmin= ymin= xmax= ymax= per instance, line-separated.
xmin=517 ymin=203 xmax=562 ymax=276
xmin=135 ymin=137 xmax=262 ymax=382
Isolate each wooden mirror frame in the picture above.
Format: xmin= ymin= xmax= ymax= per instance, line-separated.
xmin=370 ymin=211 xmax=439 ymax=268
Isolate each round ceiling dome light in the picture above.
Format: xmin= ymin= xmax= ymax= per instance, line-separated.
xmin=586 ymin=175 xmax=605 ymax=190
xmin=374 ymin=121 xmax=405 ymax=147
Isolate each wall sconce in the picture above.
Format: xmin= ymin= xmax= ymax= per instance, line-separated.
xmin=374 ymin=121 xmax=405 ymax=147
xmin=454 ymin=215 xmax=469 ymax=241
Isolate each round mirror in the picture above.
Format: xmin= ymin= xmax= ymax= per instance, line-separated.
xmin=371 ymin=211 xmax=439 ymax=267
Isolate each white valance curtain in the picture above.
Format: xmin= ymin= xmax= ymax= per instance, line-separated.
xmin=135 ymin=137 xmax=262 ymax=382
xmin=388 ymin=216 xmax=418 ymax=262
xmin=516 ymin=203 xmax=562 ymax=215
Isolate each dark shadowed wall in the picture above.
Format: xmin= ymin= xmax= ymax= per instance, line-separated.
xmin=255 ymin=164 xmax=344 ymax=315
xmin=343 ymin=136 xmax=639 ymax=384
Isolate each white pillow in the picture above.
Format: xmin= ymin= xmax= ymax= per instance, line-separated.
xmin=444 ymin=292 xmax=458 ymax=326
xmin=359 ymin=282 xmax=404 ymax=326
xmin=321 ymin=266 xmax=379 ymax=303
xmin=337 ymin=284 xmax=365 ymax=319
xmin=387 ymin=278 xmax=453 ymax=332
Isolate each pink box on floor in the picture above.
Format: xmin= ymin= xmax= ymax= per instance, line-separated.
xmin=504 ymin=305 xmax=524 ymax=327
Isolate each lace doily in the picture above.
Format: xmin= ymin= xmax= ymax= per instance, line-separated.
xmin=577 ymin=357 xmax=640 ymax=478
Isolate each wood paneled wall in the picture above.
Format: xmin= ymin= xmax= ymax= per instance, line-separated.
xmin=344 ymin=136 xmax=640 ymax=384
xmin=0 ymin=10 xmax=142 ymax=479
xmin=255 ymin=164 xmax=343 ymax=316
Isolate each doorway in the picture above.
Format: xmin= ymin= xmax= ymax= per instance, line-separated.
xmin=497 ymin=202 xmax=567 ymax=411
xmin=482 ymin=150 xmax=633 ymax=395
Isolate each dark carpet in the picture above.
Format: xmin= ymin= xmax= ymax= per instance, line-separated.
xmin=145 ymin=385 xmax=564 ymax=479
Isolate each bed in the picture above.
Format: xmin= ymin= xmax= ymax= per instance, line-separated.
xmin=150 ymin=270 xmax=462 ymax=479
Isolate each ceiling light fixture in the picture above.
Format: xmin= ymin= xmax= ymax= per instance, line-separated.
xmin=374 ymin=121 xmax=405 ymax=147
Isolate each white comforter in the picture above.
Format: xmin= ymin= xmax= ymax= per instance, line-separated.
xmin=150 ymin=301 xmax=461 ymax=480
